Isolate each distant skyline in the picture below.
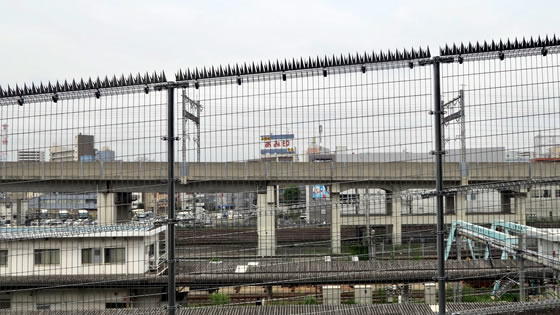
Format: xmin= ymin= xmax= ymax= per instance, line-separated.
xmin=1 ymin=0 xmax=558 ymax=87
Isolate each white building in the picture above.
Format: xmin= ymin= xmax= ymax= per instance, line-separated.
xmin=0 ymin=224 xmax=168 ymax=311
xmin=49 ymin=133 xmax=95 ymax=162
xmin=17 ymin=150 xmax=45 ymax=162
xmin=49 ymin=145 xmax=74 ymax=162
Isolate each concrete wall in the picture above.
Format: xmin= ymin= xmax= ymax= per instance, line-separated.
xmin=8 ymin=288 xmax=164 ymax=311
xmin=11 ymin=289 xmax=130 ymax=311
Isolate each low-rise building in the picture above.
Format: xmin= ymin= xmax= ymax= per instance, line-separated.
xmin=96 ymin=146 xmax=115 ymax=162
xmin=49 ymin=145 xmax=74 ymax=162
xmin=49 ymin=133 xmax=96 ymax=162
xmin=17 ymin=150 xmax=45 ymax=162
xmin=0 ymin=224 xmax=168 ymax=311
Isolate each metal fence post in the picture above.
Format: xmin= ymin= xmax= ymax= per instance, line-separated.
xmin=167 ymin=84 xmax=177 ymax=315
xmin=432 ymin=58 xmax=446 ymax=315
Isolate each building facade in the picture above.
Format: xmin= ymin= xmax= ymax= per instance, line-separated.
xmin=28 ymin=192 xmax=98 ymax=212
xmin=49 ymin=145 xmax=74 ymax=162
xmin=73 ymin=134 xmax=95 ymax=161
xmin=96 ymin=146 xmax=115 ymax=162
xmin=49 ymin=134 xmax=96 ymax=162
xmin=0 ymin=225 xmax=167 ymax=311
xmin=17 ymin=150 xmax=45 ymax=162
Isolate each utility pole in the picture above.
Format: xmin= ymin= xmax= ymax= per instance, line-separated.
xmin=166 ymin=85 xmax=177 ymax=315
xmin=365 ymin=189 xmax=373 ymax=260
xmin=519 ymin=233 xmax=526 ymax=302
xmin=182 ymin=92 xmax=203 ymax=221
xmin=432 ymin=58 xmax=446 ymax=315
xmin=441 ymin=89 xmax=466 ymax=163
xmin=181 ymin=89 xmax=187 ymax=166
xmin=459 ymin=89 xmax=466 ymax=168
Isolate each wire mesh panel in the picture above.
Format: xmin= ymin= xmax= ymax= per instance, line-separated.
xmin=2 ymin=36 xmax=560 ymax=314
xmin=0 ymin=77 xmax=173 ymax=310
xmin=172 ymin=50 xmax=453 ymax=308
xmin=440 ymin=41 xmax=560 ymax=305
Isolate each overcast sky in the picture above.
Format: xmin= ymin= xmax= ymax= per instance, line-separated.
xmin=1 ymin=0 xmax=558 ymax=88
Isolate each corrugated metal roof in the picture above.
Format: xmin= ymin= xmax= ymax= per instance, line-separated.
xmin=0 ymin=303 xmax=522 ymax=315
xmin=0 ymin=224 xmax=165 ymax=240
xmin=1 ymin=260 xmax=550 ymax=287
xmin=2 ymin=302 xmax=559 ymax=315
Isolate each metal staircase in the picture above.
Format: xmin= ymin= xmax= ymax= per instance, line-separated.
xmin=492 ymin=277 xmax=517 ymax=299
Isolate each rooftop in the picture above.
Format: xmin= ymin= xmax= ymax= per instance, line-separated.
xmin=0 ymin=224 xmax=166 ymax=240
xmin=0 ymin=302 xmax=560 ymax=315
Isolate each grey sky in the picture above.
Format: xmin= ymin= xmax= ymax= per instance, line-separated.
xmin=1 ymin=0 xmax=558 ymax=88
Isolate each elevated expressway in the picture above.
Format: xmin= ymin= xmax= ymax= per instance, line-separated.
xmin=0 ymin=161 xmax=553 ymax=193
xmin=1 ymin=161 xmax=558 ymax=248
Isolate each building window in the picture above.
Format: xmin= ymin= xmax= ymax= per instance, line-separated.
xmin=106 ymin=302 xmax=127 ymax=309
xmin=340 ymin=194 xmax=359 ymax=205
xmin=146 ymin=244 xmax=155 ymax=257
xmin=82 ymin=248 xmax=102 ymax=264
xmin=533 ymin=190 xmax=543 ymax=198
xmin=0 ymin=250 xmax=7 ymax=266
xmin=36 ymin=303 xmax=51 ymax=310
xmin=544 ymin=190 xmax=552 ymax=198
xmin=104 ymin=248 xmax=125 ymax=264
xmin=34 ymin=249 xmax=60 ymax=265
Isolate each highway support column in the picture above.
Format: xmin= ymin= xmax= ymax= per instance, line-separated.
xmin=257 ymin=186 xmax=276 ymax=257
xmin=389 ymin=189 xmax=403 ymax=246
xmin=331 ymin=184 xmax=341 ymax=254
xmin=515 ymin=190 xmax=527 ymax=225
xmin=97 ymin=192 xmax=117 ymax=225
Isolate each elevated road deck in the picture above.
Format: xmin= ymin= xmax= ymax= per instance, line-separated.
xmin=1 ymin=161 xmax=555 ymax=193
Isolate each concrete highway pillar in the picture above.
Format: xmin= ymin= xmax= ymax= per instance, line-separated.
xmin=97 ymin=192 xmax=117 ymax=225
xmin=515 ymin=193 xmax=527 ymax=225
xmin=456 ymin=233 xmax=462 ymax=260
xmin=322 ymin=285 xmax=341 ymax=305
xmin=331 ymin=184 xmax=341 ymax=255
xmin=456 ymin=177 xmax=468 ymax=221
xmin=257 ymin=186 xmax=276 ymax=257
xmin=97 ymin=192 xmax=132 ymax=225
xmin=354 ymin=285 xmax=372 ymax=304
xmin=16 ymin=199 xmax=28 ymax=225
xmin=424 ymin=283 xmax=436 ymax=304
xmin=456 ymin=191 xmax=467 ymax=222
xmin=391 ymin=189 xmax=402 ymax=246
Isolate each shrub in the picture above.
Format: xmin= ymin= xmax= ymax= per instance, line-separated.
xmin=210 ymin=292 xmax=230 ymax=305
xmin=303 ymin=296 xmax=319 ymax=304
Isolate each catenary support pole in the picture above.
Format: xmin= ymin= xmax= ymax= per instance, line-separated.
xmin=519 ymin=233 xmax=526 ymax=302
xmin=167 ymin=85 xmax=177 ymax=315
xmin=432 ymin=58 xmax=446 ymax=315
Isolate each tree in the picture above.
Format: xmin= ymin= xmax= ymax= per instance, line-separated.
xmin=283 ymin=185 xmax=300 ymax=204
